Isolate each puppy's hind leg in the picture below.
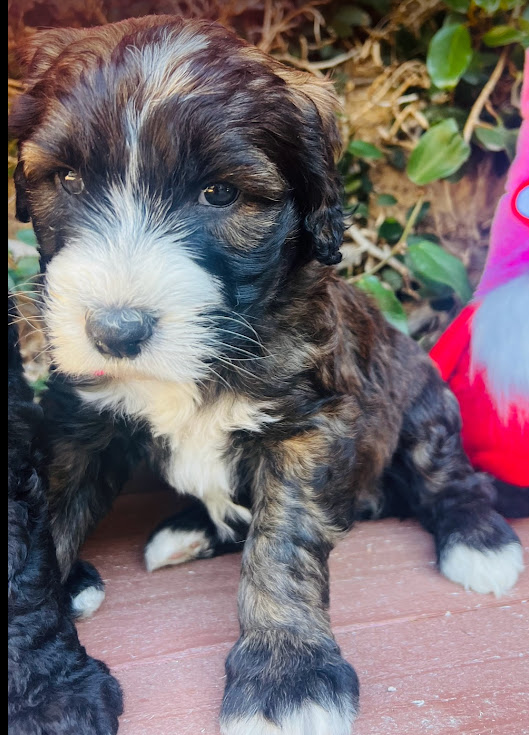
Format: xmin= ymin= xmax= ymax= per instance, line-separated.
xmin=144 ymin=495 xmax=250 ymax=572
xmin=387 ymin=376 xmax=524 ymax=597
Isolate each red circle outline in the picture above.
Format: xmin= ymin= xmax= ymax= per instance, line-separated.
xmin=511 ymin=179 xmax=529 ymax=225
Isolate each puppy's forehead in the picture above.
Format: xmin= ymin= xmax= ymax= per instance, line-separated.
xmin=24 ymin=20 xmax=293 ymax=188
xmin=41 ymin=21 xmax=279 ymax=113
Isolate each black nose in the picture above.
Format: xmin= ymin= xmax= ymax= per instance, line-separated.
xmin=85 ymin=308 xmax=156 ymax=359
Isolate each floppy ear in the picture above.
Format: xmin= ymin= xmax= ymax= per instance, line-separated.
xmin=9 ymin=28 xmax=86 ymax=141
xmin=9 ymin=28 xmax=86 ymax=223
xmin=276 ymin=68 xmax=345 ymax=266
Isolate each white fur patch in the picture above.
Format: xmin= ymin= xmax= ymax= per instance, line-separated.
xmin=79 ymin=380 xmax=265 ymax=537
xmin=71 ymin=585 xmax=106 ymax=619
xmin=220 ymin=702 xmax=356 ymax=735
xmin=440 ymin=541 xmax=524 ymax=597
xmin=144 ymin=528 xmax=211 ymax=572
xmin=471 ymin=274 xmax=529 ymax=419
xmin=43 ymin=184 xmax=223 ymax=385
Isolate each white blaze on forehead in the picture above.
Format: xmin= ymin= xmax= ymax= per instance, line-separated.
xmin=43 ymin=184 xmax=223 ymax=382
xmin=124 ymin=28 xmax=209 ymax=99
xmin=123 ymin=29 xmax=209 ymax=179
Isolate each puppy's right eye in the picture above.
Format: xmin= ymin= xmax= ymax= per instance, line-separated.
xmin=57 ymin=169 xmax=84 ymax=195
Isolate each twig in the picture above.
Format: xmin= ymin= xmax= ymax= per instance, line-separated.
xmin=345 ymin=225 xmax=408 ymax=278
xmin=274 ymin=46 xmax=360 ymax=72
xmin=463 ymin=48 xmax=508 ymax=144
xmin=348 ymin=196 xmax=424 ymax=283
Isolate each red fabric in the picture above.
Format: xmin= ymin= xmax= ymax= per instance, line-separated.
xmin=430 ymin=305 xmax=529 ymax=487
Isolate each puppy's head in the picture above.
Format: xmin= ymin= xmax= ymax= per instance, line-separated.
xmin=10 ymin=16 xmax=343 ymax=384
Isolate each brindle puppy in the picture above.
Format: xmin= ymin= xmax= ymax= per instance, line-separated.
xmin=10 ymin=16 xmax=524 ymax=734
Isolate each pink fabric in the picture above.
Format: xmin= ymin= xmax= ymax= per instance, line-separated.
xmin=475 ymin=49 xmax=529 ymax=298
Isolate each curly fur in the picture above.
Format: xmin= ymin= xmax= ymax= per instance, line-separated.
xmin=8 ymin=299 xmax=123 ymax=735
xmin=8 ymin=17 xmax=525 ymax=734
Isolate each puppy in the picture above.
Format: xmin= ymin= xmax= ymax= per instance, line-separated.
xmin=9 ymin=16 xmax=524 ymax=734
xmin=8 ymin=298 xmax=123 ymax=735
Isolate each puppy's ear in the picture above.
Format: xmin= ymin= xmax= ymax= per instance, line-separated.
xmin=10 ymin=28 xmax=86 ymax=223
xmin=9 ymin=28 xmax=85 ymax=142
xmin=277 ymin=69 xmax=344 ymax=266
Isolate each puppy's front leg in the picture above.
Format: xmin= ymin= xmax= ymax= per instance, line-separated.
xmin=221 ymin=433 xmax=358 ymax=735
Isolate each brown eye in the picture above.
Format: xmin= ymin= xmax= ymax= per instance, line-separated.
xmin=198 ymin=183 xmax=239 ymax=207
xmin=58 ymin=169 xmax=84 ymax=195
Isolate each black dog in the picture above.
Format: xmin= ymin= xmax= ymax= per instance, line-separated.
xmin=8 ymin=299 xmax=123 ymax=735
xmin=9 ymin=16 xmax=525 ymax=734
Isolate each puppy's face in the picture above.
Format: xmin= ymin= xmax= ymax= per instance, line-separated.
xmin=11 ymin=17 xmax=343 ymax=384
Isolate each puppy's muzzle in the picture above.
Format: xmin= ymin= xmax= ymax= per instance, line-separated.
xmin=85 ymin=308 xmax=156 ymax=359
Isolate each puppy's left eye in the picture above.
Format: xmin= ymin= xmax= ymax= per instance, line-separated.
xmin=57 ymin=169 xmax=84 ymax=195
xmin=198 ymin=183 xmax=239 ymax=207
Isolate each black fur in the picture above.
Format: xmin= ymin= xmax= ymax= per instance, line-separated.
xmin=8 ymin=300 xmax=123 ymax=735
xmin=8 ymin=17 xmax=525 ymax=733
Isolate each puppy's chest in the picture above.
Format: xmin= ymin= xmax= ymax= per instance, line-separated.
xmin=79 ymin=381 xmax=273 ymax=498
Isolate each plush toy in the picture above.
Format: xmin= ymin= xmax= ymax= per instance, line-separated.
xmin=430 ymin=51 xmax=529 ymax=515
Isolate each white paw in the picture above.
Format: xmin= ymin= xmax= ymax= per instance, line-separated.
xmin=144 ymin=527 xmax=211 ymax=572
xmin=71 ymin=585 xmax=106 ymax=619
xmin=220 ymin=702 xmax=356 ymax=735
xmin=440 ymin=541 xmax=524 ymax=597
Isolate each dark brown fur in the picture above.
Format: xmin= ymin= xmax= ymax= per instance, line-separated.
xmin=9 ymin=17 xmax=523 ymax=734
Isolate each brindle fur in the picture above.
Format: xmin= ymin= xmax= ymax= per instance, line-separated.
xmin=9 ymin=16 xmax=523 ymax=734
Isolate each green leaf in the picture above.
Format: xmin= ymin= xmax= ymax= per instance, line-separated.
xmin=353 ymin=202 xmax=369 ymax=217
xmin=347 ymin=140 xmax=384 ymax=159
xmin=344 ymin=177 xmax=363 ymax=194
xmin=474 ymin=125 xmax=511 ymax=151
xmin=426 ymin=24 xmax=472 ymax=89
xmin=378 ymin=218 xmax=404 ymax=244
xmin=380 ymin=267 xmax=403 ymax=291
xmin=406 ymin=200 xmax=431 ymax=225
xmin=356 ymin=275 xmax=409 ymax=334
xmin=12 ymin=257 xmax=40 ymax=288
xmin=333 ymin=6 xmax=371 ymax=26
xmin=15 ymin=228 xmax=38 ymax=246
xmin=474 ymin=0 xmax=501 ymax=12
xmin=482 ymin=25 xmax=526 ymax=46
xmin=405 ymin=240 xmax=472 ymax=303
xmin=406 ymin=119 xmax=471 ymax=185
xmin=462 ymin=50 xmax=500 ymax=84
xmin=443 ymin=0 xmax=470 ymax=11
xmin=331 ymin=6 xmax=371 ymax=37
xmin=387 ymin=146 xmax=406 ymax=170
xmin=376 ymin=193 xmax=398 ymax=206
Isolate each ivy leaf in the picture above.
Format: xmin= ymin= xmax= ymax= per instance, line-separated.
xmin=15 ymin=228 xmax=38 ymax=246
xmin=443 ymin=0 xmax=470 ymax=10
xmin=474 ymin=0 xmax=501 ymax=13
xmin=427 ymin=24 xmax=472 ymax=89
xmin=377 ymin=193 xmax=398 ymax=206
xmin=378 ymin=218 xmax=403 ymax=244
xmin=482 ymin=25 xmax=526 ymax=47
xmin=356 ymin=275 xmax=409 ymax=334
xmin=13 ymin=256 xmax=40 ymax=281
xmin=406 ymin=119 xmax=470 ymax=185
xmin=405 ymin=240 xmax=472 ymax=303
xmin=473 ymin=125 xmax=515 ymax=152
xmin=331 ymin=6 xmax=371 ymax=38
xmin=347 ymin=140 xmax=384 ymax=159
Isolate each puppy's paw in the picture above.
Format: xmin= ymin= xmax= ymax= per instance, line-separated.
xmin=439 ymin=512 xmax=524 ymax=596
xmin=10 ymin=659 xmax=123 ymax=735
xmin=220 ymin=632 xmax=358 ymax=735
xmin=66 ymin=560 xmax=106 ymax=619
xmin=144 ymin=526 xmax=213 ymax=572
